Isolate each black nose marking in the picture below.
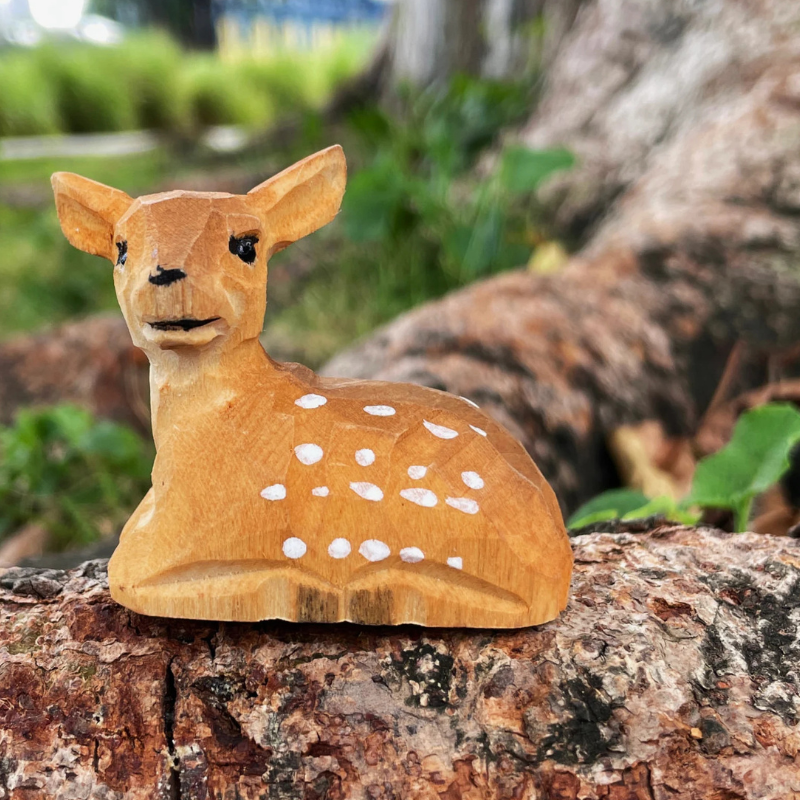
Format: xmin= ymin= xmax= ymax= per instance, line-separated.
xmin=149 ymin=266 xmax=187 ymax=286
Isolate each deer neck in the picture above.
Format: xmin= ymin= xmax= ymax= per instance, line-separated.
xmin=147 ymin=338 xmax=273 ymax=448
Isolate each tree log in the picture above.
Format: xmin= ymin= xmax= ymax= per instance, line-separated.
xmin=323 ymin=0 xmax=800 ymax=513
xmin=0 ymin=314 xmax=149 ymax=435
xmin=0 ymin=526 xmax=798 ymax=798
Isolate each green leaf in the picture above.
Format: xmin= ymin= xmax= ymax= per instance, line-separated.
xmin=499 ymin=146 xmax=575 ymax=195
xmin=567 ymin=488 xmax=650 ymax=529
xmin=341 ymin=160 xmax=409 ymax=243
xmin=689 ymin=403 xmax=800 ymax=531
xmin=621 ymin=496 xmax=701 ymax=526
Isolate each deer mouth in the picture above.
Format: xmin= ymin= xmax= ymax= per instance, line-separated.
xmin=148 ymin=317 xmax=220 ymax=332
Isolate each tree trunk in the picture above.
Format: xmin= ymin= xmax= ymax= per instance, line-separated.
xmin=0 ymin=526 xmax=798 ymax=798
xmin=382 ymin=0 xmax=548 ymax=90
xmin=323 ymin=0 xmax=800 ymax=514
xmin=138 ymin=0 xmax=217 ymax=50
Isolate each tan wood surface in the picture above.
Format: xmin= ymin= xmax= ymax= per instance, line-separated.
xmin=51 ymin=146 xmax=572 ymax=627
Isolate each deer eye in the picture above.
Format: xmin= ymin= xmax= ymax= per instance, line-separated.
xmin=229 ymin=234 xmax=258 ymax=265
xmin=116 ymin=240 xmax=127 ymax=266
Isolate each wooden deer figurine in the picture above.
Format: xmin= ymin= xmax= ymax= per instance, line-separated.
xmin=51 ymin=146 xmax=572 ymax=627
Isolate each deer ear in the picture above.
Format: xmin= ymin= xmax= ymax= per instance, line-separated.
xmin=51 ymin=172 xmax=133 ymax=262
xmin=247 ymin=145 xmax=346 ymax=255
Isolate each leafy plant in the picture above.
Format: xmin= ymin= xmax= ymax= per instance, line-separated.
xmin=262 ymin=76 xmax=576 ymax=366
xmin=0 ymin=405 xmax=153 ymax=550
xmin=688 ymin=403 xmax=800 ymax=531
xmin=342 ymin=79 xmax=574 ymax=285
xmin=568 ymin=403 xmax=800 ymax=532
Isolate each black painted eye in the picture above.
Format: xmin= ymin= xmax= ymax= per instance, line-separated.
xmin=229 ymin=234 xmax=258 ymax=265
xmin=116 ymin=240 xmax=127 ymax=266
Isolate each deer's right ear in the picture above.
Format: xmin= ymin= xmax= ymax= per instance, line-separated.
xmin=51 ymin=172 xmax=133 ymax=262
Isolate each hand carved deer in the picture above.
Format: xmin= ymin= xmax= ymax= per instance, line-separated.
xmin=52 ymin=146 xmax=572 ymax=627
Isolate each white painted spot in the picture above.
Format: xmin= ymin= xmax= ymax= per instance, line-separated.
xmin=364 ymin=405 xmax=395 ymax=416
xmin=260 ymin=484 xmax=286 ymax=501
xmin=399 ymin=488 xmax=438 ymax=507
xmin=350 ymin=481 xmax=384 ymax=502
xmin=283 ymin=537 xmax=306 ymax=559
xmin=446 ymin=497 xmax=480 ymax=515
xmin=328 ymin=538 xmax=351 ymax=558
xmin=408 ymin=465 xmax=428 ymax=479
xmin=400 ymin=547 xmax=425 ymax=563
xmin=359 ymin=539 xmax=390 ymax=562
xmin=355 ymin=448 xmax=375 ymax=466
xmin=461 ymin=471 xmax=484 ymax=490
xmin=470 ymin=425 xmax=487 ymax=437
xmin=459 ymin=396 xmax=480 ymax=408
xmin=312 ymin=486 xmax=330 ymax=497
xmin=447 ymin=556 xmax=463 ymax=570
xmin=423 ymin=420 xmax=459 ymax=439
xmin=295 ymin=393 xmax=327 ymax=409
xmin=295 ymin=443 xmax=323 ymax=465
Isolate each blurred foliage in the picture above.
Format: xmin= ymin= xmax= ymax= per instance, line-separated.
xmin=568 ymin=403 xmax=800 ymax=532
xmin=270 ymin=77 xmax=575 ymax=363
xmin=0 ymin=31 xmax=372 ymax=137
xmin=0 ymin=69 xmax=573 ymax=364
xmin=0 ymin=405 xmax=153 ymax=550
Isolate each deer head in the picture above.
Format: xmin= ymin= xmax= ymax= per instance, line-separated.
xmin=51 ymin=146 xmax=346 ymax=355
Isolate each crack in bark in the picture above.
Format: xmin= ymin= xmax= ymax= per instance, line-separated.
xmin=163 ymin=658 xmax=180 ymax=800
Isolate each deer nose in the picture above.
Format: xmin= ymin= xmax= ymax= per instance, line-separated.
xmin=149 ymin=266 xmax=187 ymax=287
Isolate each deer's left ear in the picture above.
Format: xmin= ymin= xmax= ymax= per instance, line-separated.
xmin=247 ymin=145 xmax=346 ymax=255
xmin=51 ymin=172 xmax=133 ymax=262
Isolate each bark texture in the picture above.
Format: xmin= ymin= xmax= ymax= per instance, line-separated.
xmin=324 ymin=0 xmax=800 ymax=513
xmin=0 ymin=526 xmax=798 ymax=799
xmin=382 ymin=0 xmax=546 ymax=89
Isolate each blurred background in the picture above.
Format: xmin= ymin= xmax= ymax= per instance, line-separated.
xmin=2 ymin=0 xmax=800 ymax=566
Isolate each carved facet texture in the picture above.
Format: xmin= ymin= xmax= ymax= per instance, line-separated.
xmin=51 ymin=146 xmax=571 ymax=626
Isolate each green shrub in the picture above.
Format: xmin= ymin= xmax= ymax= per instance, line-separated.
xmin=0 ymin=54 xmax=61 ymax=136
xmin=338 ymin=79 xmax=571 ymax=307
xmin=116 ymin=32 xmax=187 ymax=132
xmin=33 ymin=45 xmax=137 ymax=133
xmin=0 ymin=31 xmax=372 ymax=137
xmin=0 ymin=405 xmax=154 ymax=550
xmin=181 ymin=57 xmax=277 ymax=130
xmin=262 ymin=76 xmax=574 ymax=365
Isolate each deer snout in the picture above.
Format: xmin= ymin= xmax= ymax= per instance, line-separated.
xmin=149 ymin=266 xmax=187 ymax=287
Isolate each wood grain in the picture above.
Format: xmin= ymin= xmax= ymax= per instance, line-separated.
xmin=51 ymin=146 xmax=571 ymax=627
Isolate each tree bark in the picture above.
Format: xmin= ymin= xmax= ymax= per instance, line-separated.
xmin=323 ymin=0 xmax=800 ymax=514
xmin=381 ymin=0 xmax=548 ymax=90
xmin=0 ymin=526 xmax=798 ymax=798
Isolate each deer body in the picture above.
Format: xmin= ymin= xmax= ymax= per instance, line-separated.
xmin=52 ymin=146 xmax=572 ymax=627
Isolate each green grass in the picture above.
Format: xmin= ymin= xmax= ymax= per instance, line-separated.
xmin=0 ymin=149 xmax=169 ymax=188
